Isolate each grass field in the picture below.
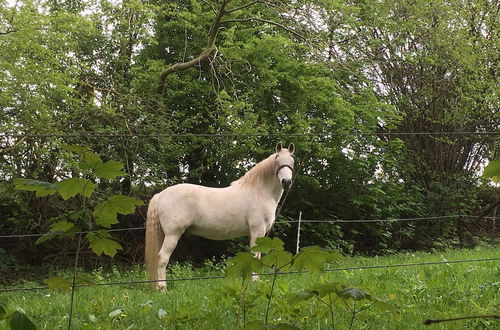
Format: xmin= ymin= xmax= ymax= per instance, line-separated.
xmin=1 ymin=244 xmax=499 ymax=329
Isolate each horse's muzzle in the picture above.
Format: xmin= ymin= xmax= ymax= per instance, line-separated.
xmin=281 ymin=178 xmax=292 ymax=189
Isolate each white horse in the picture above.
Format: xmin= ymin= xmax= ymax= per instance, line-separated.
xmin=145 ymin=143 xmax=295 ymax=290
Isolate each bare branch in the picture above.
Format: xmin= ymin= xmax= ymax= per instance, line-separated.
xmin=159 ymin=46 xmax=217 ymax=86
xmin=200 ymin=0 xmax=218 ymax=14
xmin=477 ymin=198 xmax=500 ymax=221
xmin=0 ymin=135 xmax=27 ymax=154
xmin=222 ymin=17 xmax=306 ymax=40
xmin=157 ymin=0 xmax=297 ymax=94
xmin=226 ymin=0 xmax=262 ymax=13
xmin=158 ymin=0 xmax=232 ymax=93
xmin=0 ymin=29 xmax=15 ymax=35
xmin=207 ymin=0 xmax=231 ymax=47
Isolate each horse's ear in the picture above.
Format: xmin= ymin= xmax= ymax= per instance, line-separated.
xmin=276 ymin=143 xmax=283 ymax=153
xmin=288 ymin=143 xmax=295 ymax=154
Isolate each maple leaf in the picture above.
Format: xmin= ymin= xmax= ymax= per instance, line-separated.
xmin=13 ymin=178 xmax=57 ymax=197
xmin=93 ymin=160 xmax=127 ymax=179
xmin=56 ymin=178 xmax=96 ymax=200
xmin=292 ymin=246 xmax=344 ymax=273
xmin=226 ymin=252 xmax=263 ymax=282
xmin=93 ymin=195 xmax=143 ymax=228
xmin=251 ymin=237 xmax=284 ymax=254
xmin=43 ymin=276 xmax=72 ymax=291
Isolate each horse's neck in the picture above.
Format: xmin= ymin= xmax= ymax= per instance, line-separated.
xmin=233 ymin=155 xmax=284 ymax=204
xmin=235 ymin=177 xmax=283 ymax=205
xmin=258 ymin=180 xmax=284 ymax=206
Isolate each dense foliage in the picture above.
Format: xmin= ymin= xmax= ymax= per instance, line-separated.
xmin=0 ymin=0 xmax=498 ymax=265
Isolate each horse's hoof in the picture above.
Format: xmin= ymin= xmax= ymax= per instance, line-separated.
xmin=156 ymin=284 xmax=167 ymax=292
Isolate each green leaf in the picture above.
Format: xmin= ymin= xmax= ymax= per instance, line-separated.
xmin=76 ymin=274 xmax=96 ymax=286
xmin=36 ymin=221 xmax=80 ymax=244
xmin=88 ymin=230 xmax=111 ymax=240
xmin=82 ymin=151 xmax=102 ymax=164
xmin=9 ymin=311 xmax=37 ymax=330
xmin=63 ymin=144 xmax=92 ymax=155
xmin=94 ymin=212 xmax=118 ymax=228
xmin=56 ymin=178 xmax=96 ymax=200
xmin=310 ymin=282 xmax=344 ymax=298
xmin=50 ymin=220 xmax=76 ymax=232
xmin=483 ymin=159 xmax=500 ymax=183
xmin=69 ymin=209 xmax=92 ymax=230
xmin=288 ymin=282 xmax=343 ymax=305
xmin=87 ymin=233 xmax=122 ymax=257
xmin=93 ymin=160 xmax=127 ymax=179
xmin=261 ymin=250 xmax=292 ymax=271
xmin=93 ymin=195 xmax=144 ymax=228
xmin=287 ymin=291 xmax=318 ymax=305
xmin=339 ymin=287 xmax=371 ymax=301
xmin=43 ymin=276 xmax=72 ymax=290
xmin=35 ymin=231 xmax=61 ymax=245
xmin=292 ymin=247 xmax=344 ymax=273
xmin=94 ymin=195 xmax=144 ymax=218
xmin=64 ymin=145 xmax=102 ymax=164
xmin=13 ymin=178 xmax=57 ymax=197
xmin=251 ymin=237 xmax=284 ymax=253
xmin=226 ymin=252 xmax=263 ymax=282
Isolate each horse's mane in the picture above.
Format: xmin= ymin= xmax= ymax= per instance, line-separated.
xmin=231 ymin=154 xmax=276 ymax=187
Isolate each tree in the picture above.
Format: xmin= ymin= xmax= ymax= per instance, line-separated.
xmin=1 ymin=0 xmax=497 ymax=264
xmin=323 ymin=0 xmax=498 ymax=184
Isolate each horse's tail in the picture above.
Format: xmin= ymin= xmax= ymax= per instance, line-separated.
xmin=145 ymin=193 xmax=163 ymax=286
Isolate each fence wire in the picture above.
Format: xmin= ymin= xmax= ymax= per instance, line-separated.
xmin=0 ymin=215 xmax=496 ymax=239
xmin=1 ymin=257 xmax=498 ymax=293
xmin=0 ymin=227 xmax=146 ymax=239
xmin=1 ymin=131 xmax=499 ymax=139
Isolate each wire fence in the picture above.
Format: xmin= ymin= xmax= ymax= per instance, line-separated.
xmin=0 ymin=227 xmax=147 ymax=239
xmin=0 ymin=215 xmax=497 ymax=239
xmin=1 ymin=214 xmax=497 ymax=293
xmin=1 ymin=213 xmax=498 ymax=328
xmin=283 ymin=215 xmax=498 ymax=223
xmin=1 ymin=131 xmax=499 ymax=139
xmin=1 ymin=256 xmax=498 ymax=294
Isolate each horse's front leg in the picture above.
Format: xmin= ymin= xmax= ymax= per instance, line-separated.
xmin=249 ymin=224 xmax=267 ymax=281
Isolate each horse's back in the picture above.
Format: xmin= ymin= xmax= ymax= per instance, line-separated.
xmin=155 ymin=183 xmax=208 ymax=219
xmin=154 ymin=183 xmax=260 ymax=240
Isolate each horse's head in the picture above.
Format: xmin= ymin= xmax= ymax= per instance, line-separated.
xmin=275 ymin=143 xmax=295 ymax=189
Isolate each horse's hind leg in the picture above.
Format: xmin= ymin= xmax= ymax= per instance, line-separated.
xmin=157 ymin=231 xmax=183 ymax=291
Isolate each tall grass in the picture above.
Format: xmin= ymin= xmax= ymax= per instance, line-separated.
xmin=1 ymin=245 xmax=499 ymax=329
